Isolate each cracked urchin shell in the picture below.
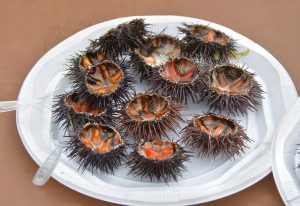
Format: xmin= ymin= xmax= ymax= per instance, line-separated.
xmin=130 ymin=34 xmax=182 ymax=81
xmin=180 ymin=113 xmax=251 ymax=157
xmin=52 ymin=91 xmax=118 ymax=131
xmin=127 ymin=139 xmax=190 ymax=182
xmin=73 ymin=60 xmax=136 ymax=108
xmin=198 ymin=64 xmax=264 ymax=116
xmin=148 ymin=57 xmax=203 ymax=104
xmin=66 ymin=122 xmax=126 ymax=174
xmin=87 ymin=18 xmax=150 ymax=59
xmin=119 ymin=93 xmax=184 ymax=140
xmin=178 ymin=23 xmax=237 ymax=64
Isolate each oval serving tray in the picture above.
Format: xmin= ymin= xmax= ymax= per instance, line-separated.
xmin=16 ymin=15 xmax=297 ymax=205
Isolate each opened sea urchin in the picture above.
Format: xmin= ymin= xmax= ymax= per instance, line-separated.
xmin=66 ymin=122 xmax=126 ymax=174
xmin=53 ymin=91 xmax=116 ymax=131
xmin=181 ymin=113 xmax=251 ymax=157
xmin=119 ymin=93 xmax=184 ymax=140
xmin=127 ymin=139 xmax=189 ymax=182
xmin=130 ymin=34 xmax=182 ymax=81
xmin=149 ymin=57 xmax=202 ymax=103
xmin=178 ymin=24 xmax=236 ymax=63
xmin=73 ymin=60 xmax=135 ymax=108
xmin=199 ymin=64 xmax=263 ymax=116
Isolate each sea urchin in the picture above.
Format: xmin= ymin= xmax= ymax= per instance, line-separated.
xmin=149 ymin=57 xmax=202 ymax=103
xmin=127 ymin=139 xmax=190 ymax=182
xmin=66 ymin=122 xmax=126 ymax=174
xmin=199 ymin=64 xmax=264 ymax=116
xmin=178 ymin=23 xmax=236 ymax=63
xmin=181 ymin=113 xmax=251 ymax=157
xmin=119 ymin=93 xmax=184 ymax=140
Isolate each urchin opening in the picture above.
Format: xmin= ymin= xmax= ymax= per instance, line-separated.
xmin=79 ymin=123 xmax=123 ymax=154
xmin=190 ymin=25 xmax=230 ymax=45
xmin=85 ymin=61 xmax=124 ymax=95
xmin=138 ymin=140 xmax=175 ymax=161
xmin=159 ymin=58 xmax=198 ymax=84
xmin=194 ymin=114 xmax=237 ymax=139
xmin=66 ymin=92 xmax=106 ymax=116
xmin=126 ymin=94 xmax=170 ymax=122
xmin=209 ymin=65 xmax=252 ymax=95
xmin=136 ymin=36 xmax=181 ymax=67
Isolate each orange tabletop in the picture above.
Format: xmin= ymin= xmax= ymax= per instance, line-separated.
xmin=0 ymin=0 xmax=299 ymax=205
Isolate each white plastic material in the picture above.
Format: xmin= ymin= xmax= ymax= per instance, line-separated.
xmin=272 ymin=97 xmax=300 ymax=206
xmin=32 ymin=146 xmax=63 ymax=186
xmin=15 ymin=16 xmax=298 ymax=205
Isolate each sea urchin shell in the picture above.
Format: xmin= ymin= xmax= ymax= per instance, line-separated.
xmin=199 ymin=64 xmax=263 ymax=116
xmin=66 ymin=122 xmax=126 ymax=174
xmin=127 ymin=139 xmax=189 ymax=182
xmin=149 ymin=57 xmax=202 ymax=103
xmin=181 ymin=113 xmax=251 ymax=157
xmin=74 ymin=60 xmax=135 ymax=107
xmin=52 ymin=91 xmax=116 ymax=131
xmin=178 ymin=24 xmax=236 ymax=63
xmin=119 ymin=93 xmax=184 ymax=140
xmin=88 ymin=18 xmax=150 ymax=59
xmin=130 ymin=34 xmax=182 ymax=81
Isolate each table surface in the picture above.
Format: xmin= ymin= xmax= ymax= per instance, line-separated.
xmin=0 ymin=0 xmax=299 ymax=205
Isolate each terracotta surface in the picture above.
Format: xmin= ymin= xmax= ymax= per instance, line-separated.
xmin=0 ymin=0 xmax=299 ymax=205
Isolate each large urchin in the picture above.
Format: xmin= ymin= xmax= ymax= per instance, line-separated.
xmin=198 ymin=64 xmax=264 ymax=116
xmin=119 ymin=93 xmax=184 ymax=141
xmin=52 ymin=91 xmax=117 ymax=131
xmin=126 ymin=139 xmax=190 ymax=183
xmin=87 ymin=18 xmax=150 ymax=59
xmin=130 ymin=34 xmax=182 ymax=81
xmin=178 ymin=23 xmax=237 ymax=64
xmin=73 ymin=60 xmax=136 ymax=108
xmin=148 ymin=57 xmax=203 ymax=104
xmin=65 ymin=122 xmax=126 ymax=174
xmin=180 ymin=113 xmax=251 ymax=158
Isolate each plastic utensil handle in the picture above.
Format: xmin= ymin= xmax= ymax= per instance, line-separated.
xmin=32 ymin=146 xmax=62 ymax=186
xmin=0 ymin=100 xmax=40 ymax=112
xmin=0 ymin=101 xmax=20 ymax=112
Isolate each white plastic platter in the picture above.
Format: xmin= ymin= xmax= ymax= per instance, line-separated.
xmin=16 ymin=16 xmax=298 ymax=205
xmin=272 ymin=97 xmax=300 ymax=206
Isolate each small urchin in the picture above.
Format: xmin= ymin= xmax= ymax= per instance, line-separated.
xmin=66 ymin=122 xmax=126 ymax=174
xmin=52 ymin=91 xmax=117 ymax=131
xmin=118 ymin=93 xmax=184 ymax=140
xmin=148 ymin=57 xmax=203 ymax=104
xmin=126 ymin=139 xmax=190 ymax=182
xmin=180 ymin=113 xmax=251 ymax=158
xmin=198 ymin=64 xmax=264 ymax=116
xmin=73 ymin=60 xmax=136 ymax=108
xmin=87 ymin=18 xmax=150 ymax=59
xmin=130 ymin=34 xmax=183 ymax=81
xmin=178 ymin=23 xmax=237 ymax=64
